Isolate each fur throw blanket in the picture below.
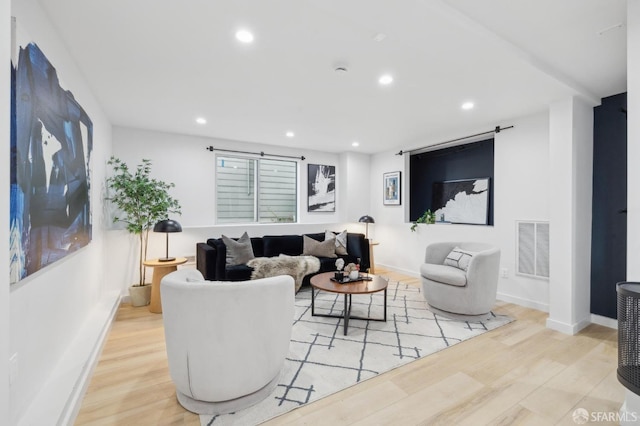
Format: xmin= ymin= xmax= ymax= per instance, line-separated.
xmin=247 ymin=255 xmax=320 ymax=293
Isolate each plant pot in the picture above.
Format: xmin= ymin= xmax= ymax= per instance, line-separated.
xmin=129 ymin=284 xmax=152 ymax=307
xmin=349 ymin=271 xmax=359 ymax=280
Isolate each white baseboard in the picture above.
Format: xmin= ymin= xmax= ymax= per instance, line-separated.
xmin=546 ymin=316 xmax=591 ymax=335
xmin=590 ymin=313 xmax=618 ymax=330
xmin=60 ymin=292 xmax=121 ymax=425
xmin=376 ymin=262 xmax=420 ymax=278
xmin=17 ymin=292 xmax=121 ymax=426
xmin=496 ymin=292 xmax=549 ymax=312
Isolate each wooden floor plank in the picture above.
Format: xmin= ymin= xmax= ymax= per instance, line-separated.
xmin=75 ymin=268 xmax=624 ymax=426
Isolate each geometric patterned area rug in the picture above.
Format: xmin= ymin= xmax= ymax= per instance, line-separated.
xmin=201 ymin=280 xmax=512 ymax=425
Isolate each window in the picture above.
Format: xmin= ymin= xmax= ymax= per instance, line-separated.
xmin=216 ymin=156 xmax=297 ymax=223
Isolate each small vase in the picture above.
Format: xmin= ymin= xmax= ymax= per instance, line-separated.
xmin=334 ymin=271 xmax=344 ymax=281
xmin=349 ymin=270 xmax=359 ymax=280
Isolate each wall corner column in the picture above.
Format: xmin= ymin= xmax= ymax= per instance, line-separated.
xmin=547 ymin=96 xmax=594 ymax=335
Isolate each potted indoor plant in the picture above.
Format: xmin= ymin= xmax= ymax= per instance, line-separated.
xmin=106 ymin=157 xmax=181 ymax=306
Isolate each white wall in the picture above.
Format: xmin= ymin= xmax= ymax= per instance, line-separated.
xmin=8 ymin=1 xmax=118 ymax=424
xmin=108 ymin=126 xmax=371 ymax=294
xmin=622 ymin=0 xmax=640 ymax=417
xmin=341 ymin=151 xmax=372 ymax=223
xmin=628 ymin=1 xmax=640 ymax=282
xmin=369 ymin=112 xmax=552 ymax=310
xmin=1 ymin=0 xmax=11 ymax=422
xmin=493 ymin=113 xmax=550 ymax=310
xmin=112 ymin=126 xmax=345 ymax=227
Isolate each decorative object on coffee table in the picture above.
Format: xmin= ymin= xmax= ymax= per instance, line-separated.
xmin=153 ymin=219 xmax=182 ymax=262
xmin=334 ymin=258 xmax=345 ymax=281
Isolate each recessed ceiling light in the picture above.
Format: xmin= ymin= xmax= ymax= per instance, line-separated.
xmin=461 ymin=102 xmax=474 ymax=110
xmin=352 ymin=141 xmax=360 ymax=147
xmin=378 ymin=74 xmax=394 ymax=85
xmin=235 ymin=29 xmax=254 ymax=44
xmin=286 ymin=131 xmax=295 ymax=138
xmin=373 ymin=33 xmax=387 ymax=42
xmin=196 ymin=117 xmax=207 ymax=124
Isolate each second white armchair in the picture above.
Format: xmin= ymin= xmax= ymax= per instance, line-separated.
xmin=420 ymin=242 xmax=501 ymax=316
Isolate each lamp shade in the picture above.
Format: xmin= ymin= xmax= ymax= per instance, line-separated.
xmin=153 ymin=219 xmax=182 ymax=262
xmin=153 ymin=219 xmax=182 ymax=233
xmin=358 ymin=215 xmax=375 ymax=224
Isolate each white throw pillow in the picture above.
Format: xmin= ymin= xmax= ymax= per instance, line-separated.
xmin=443 ymin=247 xmax=475 ymax=271
xmin=325 ymin=230 xmax=348 ymax=255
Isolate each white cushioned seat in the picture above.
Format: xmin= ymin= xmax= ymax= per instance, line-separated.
xmin=420 ymin=242 xmax=501 ymax=316
xmin=160 ymin=269 xmax=294 ymax=415
xmin=420 ymin=263 xmax=467 ymax=287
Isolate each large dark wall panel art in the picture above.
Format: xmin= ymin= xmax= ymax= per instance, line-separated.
xmin=10 ymin=41 xmax=94 ymax=285
xmin=432 ymin=178 xmax=490 ymax=225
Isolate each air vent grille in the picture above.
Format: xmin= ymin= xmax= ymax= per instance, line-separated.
xmin=517 ymin=221 xmax=549 ymax=279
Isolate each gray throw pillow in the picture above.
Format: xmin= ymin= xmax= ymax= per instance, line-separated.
xmin=443 ymin=246 xmax=475 ymax=271
xmin=303 ymin=235 xmax=337 ymax=258
xmin=221 ymin=232 xmax=255 ymax=266
xmin=325 ymin=229 xmax=348 ymax=255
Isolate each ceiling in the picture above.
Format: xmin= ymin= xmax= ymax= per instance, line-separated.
xmin=38 ymin=0 xmax=627 ymax=154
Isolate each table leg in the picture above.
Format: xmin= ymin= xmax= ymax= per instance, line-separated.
xmin=343 ymin=294 xmax=349 ymax=335
xmin=312 ymin=288 xmax=316 ymax=316
xmin=384 ymin=288 xmax=387 ymax=321
xmin=149 ymin=265 xmax=177 ymax=313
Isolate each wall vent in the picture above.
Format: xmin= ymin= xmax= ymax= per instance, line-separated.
xmin=516 ymin=221 xmax=549 ymax=279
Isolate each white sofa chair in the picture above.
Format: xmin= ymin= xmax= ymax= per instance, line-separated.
xmin=420 ymin=242 xmax=501 ymax=316
xmin=160 ymin=269 xmax=294 ymax=415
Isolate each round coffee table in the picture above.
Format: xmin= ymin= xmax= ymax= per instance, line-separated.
xmin=309 ymin=272 xmax=388 ymax=335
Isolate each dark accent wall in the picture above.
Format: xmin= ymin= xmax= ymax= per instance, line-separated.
xmin=591 ymin=92 xmax=627 ymax=319
xmin=409 ymin=138 xmax=494 ymax=224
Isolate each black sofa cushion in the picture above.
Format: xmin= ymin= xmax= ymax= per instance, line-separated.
xmin=225 ymin=264 xmax=253 ymax=281
xmin=263 ymin=235 xmax=303 ymax=257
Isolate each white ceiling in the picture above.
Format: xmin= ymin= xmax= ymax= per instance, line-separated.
xmin=38 ymin=0 xmax=627 ymax=154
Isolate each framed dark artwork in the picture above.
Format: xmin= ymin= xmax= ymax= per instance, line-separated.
xmin=10 ymin=39 xmax=94 ymax=285
xmin=307 ymin=164 xmax=335 ymax=212
xmin=432 ymin=178 xmax=489 ymax=225
xmin=383 ymin=171 xmax=401 ymax=205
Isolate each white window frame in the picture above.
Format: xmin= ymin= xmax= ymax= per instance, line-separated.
xmin=215 ymin=154 xmax=299 ymax=224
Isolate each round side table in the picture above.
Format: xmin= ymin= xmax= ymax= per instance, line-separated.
xmin=143 ymin=257 xmax=187 ymax=313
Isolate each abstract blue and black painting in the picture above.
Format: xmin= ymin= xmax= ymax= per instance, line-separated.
xmin=10 ymin=42 xmax=93 ymax=284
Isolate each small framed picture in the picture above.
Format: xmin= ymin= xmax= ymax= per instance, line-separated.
xmin=383 ymin=171 xmax=401 ymax=205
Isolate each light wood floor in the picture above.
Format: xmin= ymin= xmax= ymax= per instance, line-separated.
xmin=76 ymin=269 xmax=624 ymax=425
